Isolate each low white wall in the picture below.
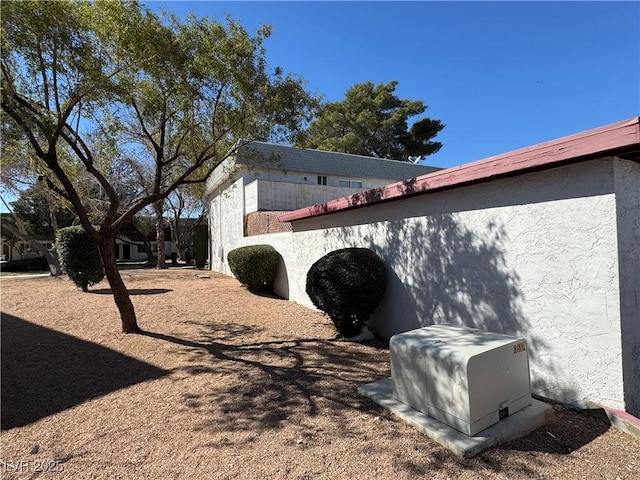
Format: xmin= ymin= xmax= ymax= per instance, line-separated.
xmin=237 ymin=158 xmax=639 ymax=416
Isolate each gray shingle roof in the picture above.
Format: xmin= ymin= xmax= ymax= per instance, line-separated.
xmin=238 ymin=141 xmax=442 ymax=181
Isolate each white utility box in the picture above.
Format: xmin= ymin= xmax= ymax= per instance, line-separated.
xmin=390 ymin=324 xmax=532 ymax=436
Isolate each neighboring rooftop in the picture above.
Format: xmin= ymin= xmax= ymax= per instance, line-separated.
xmin=237 ymin=141 xmax=441 ymax=180
xmin=280 ymin=117 xmax=640 ymax=222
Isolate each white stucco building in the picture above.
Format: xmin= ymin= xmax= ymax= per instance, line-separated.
xmin=207 ymin=119 xmax=640 ymax=418
xmin=204 ymin=141 xmax=441 ymax=274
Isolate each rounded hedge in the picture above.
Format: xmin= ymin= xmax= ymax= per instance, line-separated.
xmin=56 ymin=226 xmax=104 ymax=292
xmin=227 ymin=244 xmax=279 ymax=292
xmin=306 ymin=247 xmax=387 ymax=338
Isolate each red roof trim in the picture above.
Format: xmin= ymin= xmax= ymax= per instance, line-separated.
xmin=280 ymin=117 xmax=640 ymax=222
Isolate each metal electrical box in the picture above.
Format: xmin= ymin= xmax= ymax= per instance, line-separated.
xmin=390 ymin=324 xmax=532 ymax=436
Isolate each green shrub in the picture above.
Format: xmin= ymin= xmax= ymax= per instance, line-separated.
xmin=56 ymin=226 xmax=104 ymax=291
xmin=193 ymin=224 xmax=208 ymax=269
xmin=227 ymin=244 xmax=279 ymax=292
xmin=306 ymin=248 xmax=387 ymax=338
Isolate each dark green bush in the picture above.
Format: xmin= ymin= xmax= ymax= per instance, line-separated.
xmin=306 ymin=248 xmax=387 ymax=338
xmin=227 ymin=244 xmax=279 ymax=292
xmin=56 ymin=226 xmax=104 ymax=292
xmin=0 ymin=256 xmax=49 ymax=272
xmin=193 ymin=224 xmax=208 ymax=269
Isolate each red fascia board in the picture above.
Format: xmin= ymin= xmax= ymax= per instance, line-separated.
xmin=280 ymin=117 xmax=640 ymax=222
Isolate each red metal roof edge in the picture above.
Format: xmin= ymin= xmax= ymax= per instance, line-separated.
xmin=280 ymin=117 xmax=640 ymax=222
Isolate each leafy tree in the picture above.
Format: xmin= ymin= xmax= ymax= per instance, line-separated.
xmin=0 ymin=127 xmax=70 ymax=274
xmin=10 ymin=186 xmax=76 ymax=237
xmin=296 ymin=81 xmax=444 ymax=161
xmin=1 ymin=1 xmax=316 ymax=332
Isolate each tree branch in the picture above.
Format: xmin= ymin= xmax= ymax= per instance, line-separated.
xmin=38 ymin=175 xmax=72 ymax=203
xmin=131 ymin=97 xmax=161 ymax=154
xmin=36 ymin=43 xmax=50 ymax=110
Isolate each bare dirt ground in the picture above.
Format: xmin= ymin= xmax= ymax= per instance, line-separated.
xmin=1 ymin=268 xmax=639 ymax=479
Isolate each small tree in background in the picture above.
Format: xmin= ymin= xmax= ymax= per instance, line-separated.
xmin=192 ymin=224 xmax=208 ymax=269
xmin=306 ymin=248 xmax=387 ymax=338
xmin=56 ymin=226 xmax=104 ymax=292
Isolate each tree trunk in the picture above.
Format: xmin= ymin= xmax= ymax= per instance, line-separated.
xmin=96 ymin=238 xmax=141 ymax=333
xmin=142 ymin=239 xmax=154 ymax=264
xmin=176 ymin=244 xmax=187 ymax=263
xmin=154 ymin=201 xmax=167 ymax=269
xmin=43 ymin=188 xmax=60 ymax=232
xmin=46 ymin=248 xmax=62 ymax=276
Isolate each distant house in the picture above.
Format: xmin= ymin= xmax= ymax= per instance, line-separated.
xmin=0 ymin=233 xmax=53 ymax=263
xmin=113 ymin=225 xmax=174 ymax=263
xmin=204 ymin=141 xmax=441 ymax=274
xmin=0 ymin=214 xmax=176 ymax=264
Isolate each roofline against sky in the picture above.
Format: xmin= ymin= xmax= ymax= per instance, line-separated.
xmin=245 ymin=140 xmax=442 ymax=167
xmin=279 ymin=117 xmax=640 ymax=222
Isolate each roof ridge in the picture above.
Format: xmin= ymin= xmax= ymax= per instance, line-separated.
xmin=244 ymin=141 xmax=438 ymax=167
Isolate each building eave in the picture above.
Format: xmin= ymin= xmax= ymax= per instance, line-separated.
xmin=280 ymin=117 xmax=640 ymax=222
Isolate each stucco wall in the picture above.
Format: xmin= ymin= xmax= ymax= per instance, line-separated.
xmin=243 ymin=165 xmax=411 ymax=189
xmin=236 ymin=158 xmax=639 ymax=414
xmin=245 ymin=179 xmax=365 ymax=213
xmin=209 ymin=177 xmax=245 ymax=276
xmin=613 ymin=159 xmax=640 ymax=416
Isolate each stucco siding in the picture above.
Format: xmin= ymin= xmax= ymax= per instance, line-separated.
xmin=240 ymin=164 xmax=384 ymax=189
xmin=210 ymin=177 xmax=245 ymax=276
xmin=252 ymin=180 xmax=365 ymax=212
xmin=244 ymin=179 xmax=259 ymax=213
xmin=613 ymin=158 xmax=640 ymax=416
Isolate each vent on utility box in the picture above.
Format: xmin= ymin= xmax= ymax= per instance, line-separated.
xmin=390 ymin=324 xmax=532 ymax=436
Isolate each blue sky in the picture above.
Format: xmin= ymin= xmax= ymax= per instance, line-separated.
xmin=146 ymin=1 xmax=640 ymax=168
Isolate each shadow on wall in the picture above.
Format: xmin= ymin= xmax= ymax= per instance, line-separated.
xmin=1 ymin=313 xmax=169 ymax=430
xmin=274 ymin=251 xmax=290 ymax=299
xmin=322 ymin=213 xmax=576 ymax=402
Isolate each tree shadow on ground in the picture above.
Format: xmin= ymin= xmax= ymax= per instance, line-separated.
xmin=89 ymin=288 xmax=172 ymax=295
xmin=1 ymin=312 xmax=169 ymax=430
xmin=141 ymin=325 xmax=390 ymax=439
xmin=367 ymin=403 xmax=613 ymax=478
xmin=141 ymin=319 xmax=604 ymax=479
xmin=498 ymin=404 xmax=610 ymax=454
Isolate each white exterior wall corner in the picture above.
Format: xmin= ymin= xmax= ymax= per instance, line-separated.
xmin=276 ymin=158 xmax=627 ymax=412
xmin=613 ymin=158 xmax=640 ymax=417
xmin=210 ymin=177 xmax=246 ymax=276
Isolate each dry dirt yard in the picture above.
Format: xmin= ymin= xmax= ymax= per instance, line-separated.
xmin=1 ymin=268 xmax=639 ymax=480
